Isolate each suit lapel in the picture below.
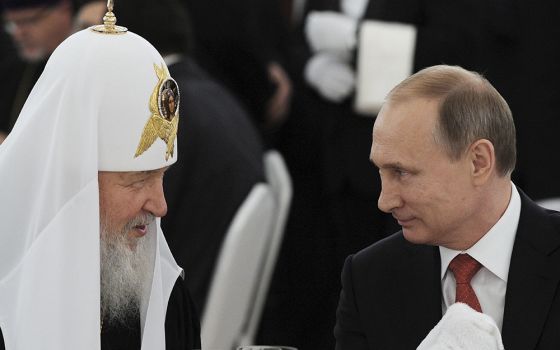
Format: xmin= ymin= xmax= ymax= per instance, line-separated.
xmin=502 ymin=190 xmax=560 ymax=350
xmin=400 ymin=243 xmax=442 ymax=347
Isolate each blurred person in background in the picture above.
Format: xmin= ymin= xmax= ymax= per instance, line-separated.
xmin=181 ymin=0 xmax=293 ymax=142
xmin=0 ymin=0 xmax=74 ymax=142
xmin=3 ymin=0 xmax=72 ymax=61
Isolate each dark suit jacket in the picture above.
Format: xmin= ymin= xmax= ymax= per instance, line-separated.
xmin=505 ymin=1 xmax=560 ymax=200
xmin=335 ymin=190 xmax=560 ymax=349
xmin=162 ymin=57 xmax=265 ymax=314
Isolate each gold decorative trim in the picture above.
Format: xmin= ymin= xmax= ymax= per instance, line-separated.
xmin=135 ymin=63 xmax=180 ymax=161
xmin=91 ymin=0 xmax=127 ymax=34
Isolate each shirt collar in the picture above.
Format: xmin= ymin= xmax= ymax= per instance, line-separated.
xmin=440 ymin=182 xmax=521 ymax=281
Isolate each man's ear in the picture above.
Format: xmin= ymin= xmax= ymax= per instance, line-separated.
xmin=469 ymin=139 xmax=495 ymax=185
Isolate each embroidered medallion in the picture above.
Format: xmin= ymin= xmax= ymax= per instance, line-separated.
xmin=135 ymin=63 xmax=180 ymax=160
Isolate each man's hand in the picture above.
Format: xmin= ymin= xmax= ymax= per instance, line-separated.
xmin=304 ymin=52 xmax=355 ymax=102
xmin=305 ymin=11 xmax=358 ymax=55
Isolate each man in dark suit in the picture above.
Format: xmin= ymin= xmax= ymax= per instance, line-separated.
xmin=335 ymin=65 xmax=560 ymax=349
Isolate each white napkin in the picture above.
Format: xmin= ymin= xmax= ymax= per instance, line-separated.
xmin=417 ymin=303 xmax=505 ymax=350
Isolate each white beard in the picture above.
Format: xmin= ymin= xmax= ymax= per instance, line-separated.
xmin=100 ymin=214 xmax=155 ymax=327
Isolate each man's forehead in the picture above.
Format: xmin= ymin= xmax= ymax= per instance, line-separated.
xmin=371 ymin=104 xmax=400 ymax=145
xmin=371 ymin=98 xmax=441 ymax=163
xmin=2 ymin=0 xmax=60 ymax=10
xmin=369 ymin=135 xmax=396 ymax=167
xmin=99 ymin=166 xmax=170 ymax=178
xmin=4 ymin=5 xmax=43 ymax=17
xmin=3 ymin=2 xmax=57 ymax=16
xmin=375 ymin=98 xmax=439 ymax=135
xmin=130 ymin=167 xmax=169 ymax=177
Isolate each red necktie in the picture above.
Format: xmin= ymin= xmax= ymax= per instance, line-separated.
xmin=448 ymin=254 xmax=483 ymax=312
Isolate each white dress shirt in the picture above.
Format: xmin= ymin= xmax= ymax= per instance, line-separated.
xmin=439 ymin=183 xmax=521 ymax=330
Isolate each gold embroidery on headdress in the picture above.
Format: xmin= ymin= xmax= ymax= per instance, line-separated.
xmin=134 ymin=63 xmax=180 ymax=160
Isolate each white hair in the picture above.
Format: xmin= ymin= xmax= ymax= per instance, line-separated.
xmin=100 ymin=214 xmax=155 ymax=327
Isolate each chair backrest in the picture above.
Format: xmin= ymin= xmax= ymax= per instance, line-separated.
xmin=201 ymin=183 xmax=276 ymax=350
xmin=238 ymin=150 xmax=293 ymax=346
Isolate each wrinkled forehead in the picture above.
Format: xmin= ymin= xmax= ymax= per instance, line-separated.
xmin=98 ymin=167 xmax=169 ymax=181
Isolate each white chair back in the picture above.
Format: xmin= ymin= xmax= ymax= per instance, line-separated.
xmin=238 ymin=150 xmax=293 ymax=346
xmin=201 ymin=184 xmax=276 ymax=350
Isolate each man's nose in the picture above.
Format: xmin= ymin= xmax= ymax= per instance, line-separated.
xmin=143 ymin=182 xmax=168 ymax=218
xmin=377 ymin=182 xmax=402 ymax=213
xmin=9 ymin=24 xmax=27 ymax=41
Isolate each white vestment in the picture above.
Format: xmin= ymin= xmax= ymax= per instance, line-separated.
xmin=0 ymin=29 xmax=182 ymax=349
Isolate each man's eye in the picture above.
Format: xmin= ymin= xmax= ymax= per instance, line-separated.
xmin=125 ymin=179 xmax=146 ymax=188
xmin=395 ymin=169 xmax=408 ymax=177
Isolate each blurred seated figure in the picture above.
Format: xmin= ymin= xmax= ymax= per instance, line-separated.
xmin=75 ymin=0 xmax=266 ymax=314
xmin=181 ymin=0 xmax=293 ymax=137
xmin=0 ymin=0 xmax=74 ymax=140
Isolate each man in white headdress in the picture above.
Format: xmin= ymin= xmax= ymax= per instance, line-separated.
xmin=0 ymin=3 xmax=200 ymax=350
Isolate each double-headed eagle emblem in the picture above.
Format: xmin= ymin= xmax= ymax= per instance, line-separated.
xmin=135 ymin=63 xmax=180 ymax=160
